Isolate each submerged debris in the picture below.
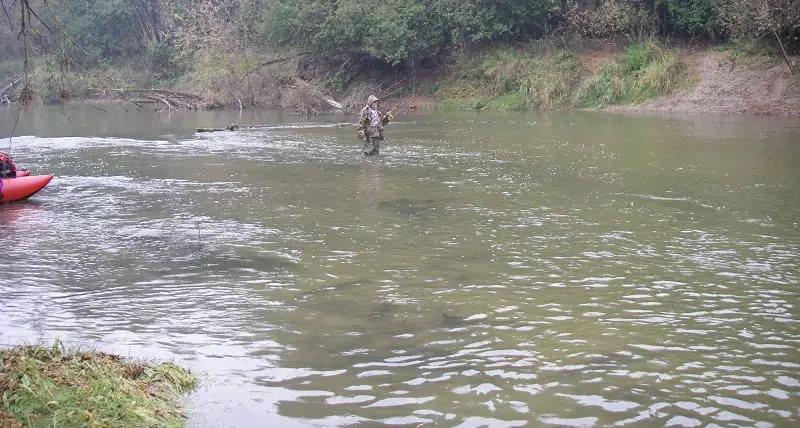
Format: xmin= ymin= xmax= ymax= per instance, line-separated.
xmin=197 ymin=123 xmax=240 ymax=132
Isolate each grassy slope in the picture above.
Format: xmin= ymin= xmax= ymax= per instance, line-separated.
xmin=4 ymin=40 xmax=796 ymax=115
xmin=430 ymin=41 xmax=688 ymax=111
xmin=0 ymin=342 xmax=196 ymax=427
xmin=614 ymin=48 xmax=800 ymax=116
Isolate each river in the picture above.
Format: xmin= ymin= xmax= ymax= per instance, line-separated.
xmin=1 ymin=104 xmax=799 ymax=427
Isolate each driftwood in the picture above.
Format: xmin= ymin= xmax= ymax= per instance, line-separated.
xmin=234 ymin=123 xmax=280 ymax=129
xmin=88 ymin=88 xmax=224 ymax=110
xmin=197 ymin=123 xmax=240 ymax=133
xmin=196 ymin=123 xmax=304 ymax=132
xmin=278 ymin=75 xmax=345 ymax=114
xmin=195 ymin=121 xmax=359 ymax=133
xmin=1 ymin=76 xmax=24 ymax=103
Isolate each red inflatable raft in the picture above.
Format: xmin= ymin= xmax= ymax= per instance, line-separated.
xmin=0 ymin=174 xmax=53 ymax=203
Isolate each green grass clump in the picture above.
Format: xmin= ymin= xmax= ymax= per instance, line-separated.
xmin=484 ymin=92 xmax=526 ymax=111
xmin=436 ymin=46 xmax=584 ymax=111
xmin=483 ymin=51 xmax=583 ymax=110
xmin=436 ymin=98 xmax=485 ymax=110
xmin=575 ymin=41 xmax=686 ymax=107
xmin=0 ymin=340 xmax=196 ymax=428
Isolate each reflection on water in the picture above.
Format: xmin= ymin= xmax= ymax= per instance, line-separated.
xmin=1 ymin=105 xmax=799 ymax=427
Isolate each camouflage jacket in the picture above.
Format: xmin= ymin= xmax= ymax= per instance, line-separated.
xmin=357 ymin=106 xmax=390 ymax=140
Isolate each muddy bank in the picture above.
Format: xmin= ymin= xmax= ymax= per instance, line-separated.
xmin=340 ymin=48 xmax=800 ymax=117
xmin=608 ymin=51 xmax=800 ymax=116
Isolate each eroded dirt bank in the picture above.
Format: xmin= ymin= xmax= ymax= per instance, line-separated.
xmin=610 ymin=51 xmax=800 ymax=116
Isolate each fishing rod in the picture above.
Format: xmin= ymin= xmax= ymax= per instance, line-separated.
xmin=5 ymin=106 xmax=22 ymax=153
xmin=380 ymin=95 xmax=411 ymax=122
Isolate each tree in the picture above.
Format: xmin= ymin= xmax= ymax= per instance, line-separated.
xmin=53 ymin=0 xmax=143 ymax=63
xmin=562 ymin=0 xmax=652 ymax=39
xmin=431 ymin=0 xmax=555 ymax=45
xmin=1 ymin=0 xmax=71 ymax=108
xmin=132 ymin=0 xmax=168 ymax=46
xmin=658 ymin=0 xmax=722 ymax=40
xmin=717 ymin=0 xmax=800 ymax=73
xmin=258 ymin=0 xmax=559 ymax=66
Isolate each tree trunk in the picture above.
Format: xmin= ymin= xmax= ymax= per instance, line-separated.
xmin=773 ymin=30 xmax=795 ymax=75
xmin=132 ymin=0 xmax=163 ymax=44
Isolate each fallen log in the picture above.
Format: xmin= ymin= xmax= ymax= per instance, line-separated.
xmin=1 ymin=76 xmax=23 ymax=94
xmin=233 ymin=124 xmax=281 ymax=129
xmin=88 ymin=88 xmax=217 ymax=110
xmin=100 ymin=88 xmax=204 ymax=100
xmin=278 ymin=75 xmax=345 ymax=113
xmin=196 ymin=122 xmax=354 ymax=133
xmin=1 ymin=76 xmax=24 ymax=103
xmin=197 ymin=123 xmax=240 ymax=133
xmin=324 ymin=98 xmax=343 ymax=110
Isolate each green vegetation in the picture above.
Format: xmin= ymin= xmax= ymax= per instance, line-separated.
xmin=259 ymin=0 xmax=554 ymax=65
xmin=0 ymin=0 xmax=797 ymax=110
xmin=660 ymin=0 xmax=722 ymax=39
xmin=575 ymin=42 xmax=687 ymax=107
xmin=433 ymin=41 xmax=686 ymax=111
xmin=436 ymin=48 xmax=583 ymax=111
xmin=0 ymin=341 xmax=196 ymax=428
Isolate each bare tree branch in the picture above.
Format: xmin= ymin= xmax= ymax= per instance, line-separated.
xmin=1 ymin=0 xmax=19 ymax=23
xmin=22 ymin=0 xmax=55 ymax=36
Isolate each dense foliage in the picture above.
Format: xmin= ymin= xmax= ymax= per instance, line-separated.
xmin=659 ymin=0 xmax=722 ymax=39
xmin=716 ymin=0 xmax=800 ymax=41
xmin=49 ymin=0 xmax=144 ymax=63
xmin=1 ymin=0 xmax=797 ymax=72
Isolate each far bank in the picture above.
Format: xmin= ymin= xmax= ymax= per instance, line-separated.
xmin=2 ymin=41 xmax=798 ymax=117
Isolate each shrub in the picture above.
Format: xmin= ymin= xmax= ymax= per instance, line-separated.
xmin=575 ymin=41 xmax=686 ymax=107
xmin=563 ymin=0 xmax=653 ymax=39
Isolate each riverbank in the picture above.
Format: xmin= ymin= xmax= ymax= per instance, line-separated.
xmin=609 ymin=49 xmax=800 ymax=116
xmin=0 ymin=341 xmax=196 ymax=427
xmin=2 ymin=41 xmax=798 ymax=117
xmin=395 ymin=42 xmax=799 ymax=116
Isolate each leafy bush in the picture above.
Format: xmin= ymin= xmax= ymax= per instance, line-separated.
xmin=660 ymin=0 xmax=722 ymax=40
xmin=259 ymin=0 xmax=443 ymax=65
xmin=624 ymin=42 xmax=651 ymax=72
xmin=716 ymin=0 xmax=800 ymax=50
xmin=322 ymin=69 xmax=355 ymax=93
xmin=259 ymin=0 xmax=557 ymax=66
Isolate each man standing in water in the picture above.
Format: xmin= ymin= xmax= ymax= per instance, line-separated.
xmin=357 ymin=95 xmax=393 ymax=156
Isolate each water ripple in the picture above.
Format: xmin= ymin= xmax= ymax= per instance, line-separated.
xmin=2 ymin=112 xmax=799 ymax=427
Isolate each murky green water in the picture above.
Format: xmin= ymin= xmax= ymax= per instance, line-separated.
xmin=2 ymin=104 xmax=799 ymax=427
